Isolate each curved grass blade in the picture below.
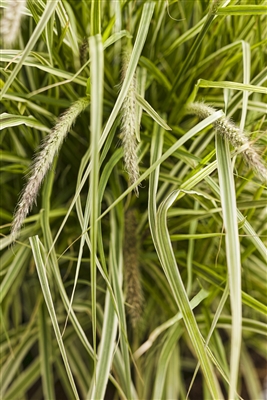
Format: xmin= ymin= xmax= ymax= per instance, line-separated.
xmin=156 ymin=191 xmax=223 ymax=399
xmin=205 ymin=176 xmax=267 ymax=261
xmin=0 ymin=113 xmax=50 ymax=132
xmin=147 ymin=117 xmax=222 ymax=398
xmin=136 ymin=93 xmax=171 ymax=130
xmin=29 ymin=236 xmax=80 ymax=400
xmin=134 ymin=289 xmax=209 ymax=359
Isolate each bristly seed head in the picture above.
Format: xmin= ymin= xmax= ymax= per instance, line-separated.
xmin=124 ymin=209 xmax=143 ymax=328
xmin=11 ymin=97 xmax=90 ymax=241
xmin=121 ymin=49 xmax=140 ymax=196
xmin=0 ymin=0 xmax=26 ymax=47
xmin=186 ymin=102 xmax=267 ymax=181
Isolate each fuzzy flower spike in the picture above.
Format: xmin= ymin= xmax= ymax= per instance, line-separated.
xmin=186 ymin=102 xmax=267 ymax=181
xmin=11 ymin=97 xmax=90 ymax=241
xmin=124 ymin=209 xmax=143 ymax=328
xmin=121 ymin=48 xmax=140 ymax=196
xmin=0 ymin=0 xmax=26 ymax=47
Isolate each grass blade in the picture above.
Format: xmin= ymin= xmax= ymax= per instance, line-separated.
xmin=38 ymin=302 xmax=55 ymax=400
xmin=0 ymin=0 xmax=59 ymax=100
xmin=91 ymin=0 xmax=101 ymax=35
xmin=155 ymin=191 xmax=223 ymax=399
xmin=29 ymin=236 xmax=80 ymax=400
xmin=99 ymin=111 xmax=224 ymax=219
xmin=89 ymin=33 xmax=104 ymax=370
xmin=216 ymin=133 xmax=242 ymax=400
xmin=0 ymin=113 xmax=50 ymax=132
xmin=89 ymin=289 xmax=117 ymax=399
xmin=99 ymin=2 xmax=155 ymax=149
xmin=198 ymin=79 xmax=267 ymax=94
xmin=217 ymin=5 xmax=267 ymax=15
xmin=136 ymin=93 xmax=171 ymax=130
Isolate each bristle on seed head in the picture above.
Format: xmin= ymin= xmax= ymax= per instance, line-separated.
xmin=186 ymin=102 xmax=267 ymax=181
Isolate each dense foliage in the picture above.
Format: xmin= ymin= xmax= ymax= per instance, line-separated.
xmin=1 ymin=1 xmax=266 ymax=399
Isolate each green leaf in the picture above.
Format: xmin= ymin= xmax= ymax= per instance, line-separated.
xmin=89 ymin=33 xmax=104 ymax=373
xmin=136 ymin=93 xmax=171 ymax=130
xmin=198 ymin=79 xmax=267 ymax=94
xmin=38 ymin=302 xmax=56 ymax=400
xmin=216 ymin=133 xmax=242 ymax=399
xmin=0 ymin=0 xmax=59 ymax=100
xmin=29 ymin=236 xmax=80 ymax=400
xmin=89 ymin=289 xmax=117 ymax=399
xmin=155 ymin=191 xmax=223 ymax=399
xmin=0 ymin=113 xmax=50 ymax=132
xmin=217 ymin=5 xmax=267 ymax=15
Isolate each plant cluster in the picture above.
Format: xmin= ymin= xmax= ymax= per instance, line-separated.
xmin=0 ymin=1 xmax=266 ymax=399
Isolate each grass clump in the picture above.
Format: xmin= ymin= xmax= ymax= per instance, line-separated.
xmin=0 ymin=1 xmax=266 ymax=399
